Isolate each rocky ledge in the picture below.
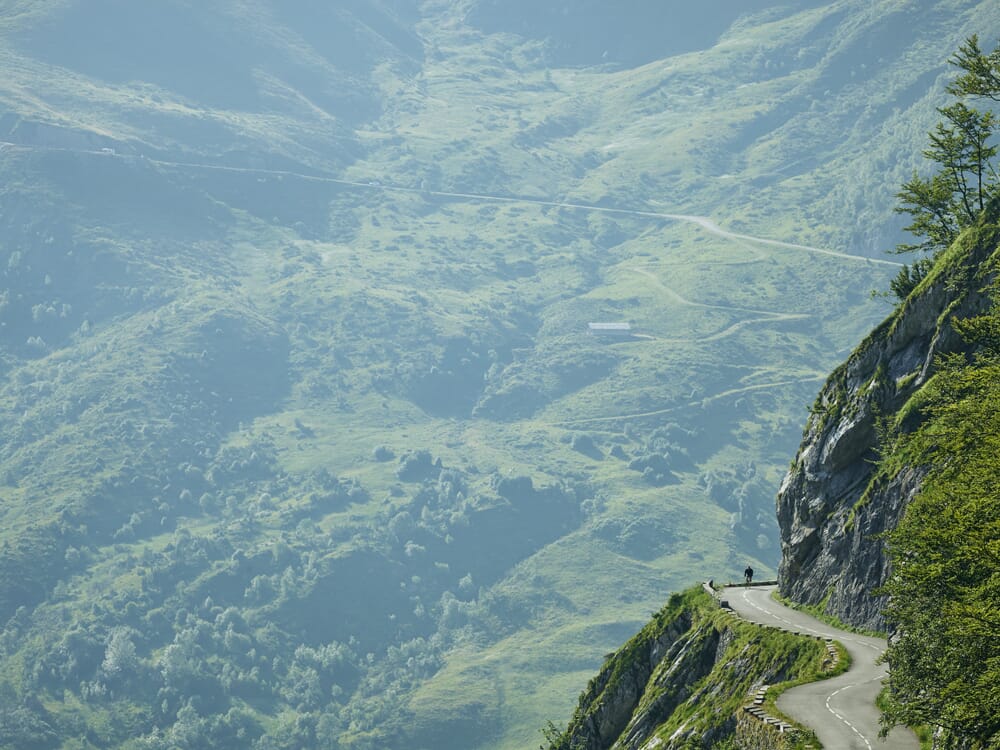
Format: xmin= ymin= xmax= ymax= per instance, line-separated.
xmin=776 ymin=223 xmax=999 ymax=630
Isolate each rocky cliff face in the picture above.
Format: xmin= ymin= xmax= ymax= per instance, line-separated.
xmin=776 ymin=224 xmax=999 ymax=630
xmin=547 ymin=589 xmax=827 ymax=750
xmin=547 ymin=227 xmax=1000 ymax=750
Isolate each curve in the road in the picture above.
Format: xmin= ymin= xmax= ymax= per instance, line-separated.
xmin=0 ymin=141 xmax=902 ymax=269
xmin=627 ymin=266 xmax=808 ymax=318
xmin=725 ymin=584 xmax=919 ymax=750
xmin=549 ymin=375 xmax=826 ymax=427
xmin=625 ymin=266 xmax=813 ymax=344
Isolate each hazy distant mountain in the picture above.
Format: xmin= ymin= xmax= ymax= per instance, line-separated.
xmin=0 ymin=2 xmax=997 ymax=749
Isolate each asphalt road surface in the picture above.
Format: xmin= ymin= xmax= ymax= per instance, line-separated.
xmin=725 ymin=585 xmax=919 ymax=749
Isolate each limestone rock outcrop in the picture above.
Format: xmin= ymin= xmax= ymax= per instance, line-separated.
xmin=776 ymin=225 xmax=998 ymax=630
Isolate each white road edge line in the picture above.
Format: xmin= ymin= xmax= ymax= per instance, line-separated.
xmin=736 ymin=586 xmax=894 ymax=749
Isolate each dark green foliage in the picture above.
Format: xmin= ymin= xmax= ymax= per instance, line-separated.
xmin=879 ymin=286 xmax=1000 ymax=745
xmin=698 ymin=462 xmax=776 ymax=556
xmin=888 ymin=257 xmax=935 ymax=300
xmin=896 ymin=170 xmax=965 ymax=254
xmin=625 ymin=426 xmax=698 ymax=487
xmin=543 ymin=588 xmax=829 ymax=750
xmin=396 ymin=449 xmax=439 ymax=482
xmin=894 ymin=36 xmax=1000 ymax=263
xmin=372 ymin=445 xmax=394 ymax=462
xmin=875 ymin=42 xmax=1000 ymax=739
xmin=628 ymin=452 xmax=677 ymax=486
xmin=539 ymin=720 xmax=563 ymax=749
xmin=947 ymin=34 xmax=1000 ymax=102
xmin=0 ymin=445 xmax=586 ymax=748
xmin=0 ymin=524 xmax=75 ymax=623
xmin=570 ymin=433 xmax=601 ymax=459
xmin=493 ymin=473 xmax=534 ymax=500
xmin=2 ymin=4 xmax=989 ymax=749
xmin=400 ymin=336 xmax=496 ymax=417
xmin=0 ymin=688 xmax=58 ymax=750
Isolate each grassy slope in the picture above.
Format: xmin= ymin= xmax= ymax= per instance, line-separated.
xmin=0 ymin=2 xmax=997 ymax=749
xmin=549 ymin=587 xmax=835 ymax=750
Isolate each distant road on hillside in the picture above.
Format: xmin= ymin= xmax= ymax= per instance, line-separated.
xmin=0 ymin=139 xmax=902 ymax=269
xmin=726 ymin=585 xmax=919 ymax=750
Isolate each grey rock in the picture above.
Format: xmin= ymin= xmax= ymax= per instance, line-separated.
xmin=776 ymin=229 xmax=997 ymax=630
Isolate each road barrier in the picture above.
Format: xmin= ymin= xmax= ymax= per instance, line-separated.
xmin=703 ymin=581 xmax=831 ymax=748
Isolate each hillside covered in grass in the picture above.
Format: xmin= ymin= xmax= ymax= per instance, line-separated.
xmin=879 ymin=242 xmax=1000 ymax=748
xmin=1 ymin=2 xmax=999 ymax=749
xmin=541 ymin=587 xmax=833 ymax=750
xmin=539 ymin=32 xmax=1000 ymax=749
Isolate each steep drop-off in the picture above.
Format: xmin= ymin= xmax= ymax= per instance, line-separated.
xmin=546 ymin=588 xmax=828 ymax=750
xmin=777 ymin=221 xmax=999 ymax=630
xmin=6 ymin=4 xmax=1000 ymax=749
xmin=545 ymin=221 xmax=1000 ymax=750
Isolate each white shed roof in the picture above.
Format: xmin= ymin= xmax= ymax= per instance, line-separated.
xmin=588 ymin=322 xmax=632 ymax=331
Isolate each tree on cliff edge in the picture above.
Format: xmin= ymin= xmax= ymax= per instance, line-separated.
xmin=891 ymin=35 xmax=1000 ymax=298
xmin=896 ymin=102 xmax=998 ymax=254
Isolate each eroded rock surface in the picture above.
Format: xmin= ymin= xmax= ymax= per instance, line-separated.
xmin=777 ymin=227 xmax=998 ymax=629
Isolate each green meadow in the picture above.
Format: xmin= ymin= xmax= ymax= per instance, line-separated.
xmin=0 ymin=2 xmax=995 ymax=748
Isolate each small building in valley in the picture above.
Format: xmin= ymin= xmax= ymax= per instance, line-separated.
xmin=588 ymin=322 xmax=633 ymax=337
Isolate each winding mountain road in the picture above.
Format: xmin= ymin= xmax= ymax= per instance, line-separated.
xmin=550 ymin=374 xmax=825 ymax=427
xmin=1 ymin=139 xmax=903 ymax=270
xmin=726 ymin=585 xmax=919 ymax=749
xmin=626 ymin=265 xmax=814 ymax=344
